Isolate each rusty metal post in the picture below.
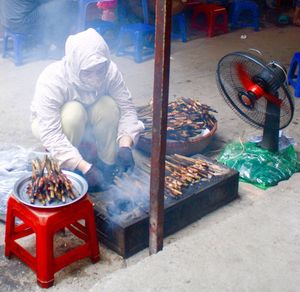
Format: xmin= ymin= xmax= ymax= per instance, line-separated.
xmin=149 ymin=0 xmax=172 ymax=255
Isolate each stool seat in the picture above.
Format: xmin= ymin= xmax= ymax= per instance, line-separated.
xmin=288 ymin=52 xmax=300 ymax=98
xmin=191 ymin=4 xmax=228 ymax=37
xmin=5 ymin=194 xmax=100 ymax=288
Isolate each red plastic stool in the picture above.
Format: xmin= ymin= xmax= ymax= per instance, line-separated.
xmin=5 ymin=194 xmax=100 ymax=288
xmin=191 ymin=4 xmax=228 ymax=37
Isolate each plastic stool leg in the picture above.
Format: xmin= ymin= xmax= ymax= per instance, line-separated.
xmin=191 ymin=9 xmax=206 ymax=31
xmin=134 ymin=31 xmax=143 ymax=63
xmin=254 ymin=16 xmax=260 ymax=31
xmin=14 ymin=35 xmax=23 ymax=66
xmin=36 ymin=226 xmax=55 ymax=288
xmin=295 ymin=89 xmax=300 ymax=98
xmin=207 ymin=11 xmax=215 ymax=37
xmin=4 ymin=198 xmax=14 ymax=258
xmin=85 ymin=209 xmax=100 ymax=262
xmin=116 ymin=29 xmax=125 ymax=56
xmin=2 ymin=31 xmax=9 ymax=58
xmin=230 ymin=8 xmax=240 ymax=30
xmin=288 ymin=58 xmax=300 ymax=97
xmin=178 ymin=14 xmax=187 ymax=42
xmin=222 ymin=13 xmax=229 ymax=33
xmin=288 ymin=60 xmax=298 ymax=87
xmin=77 ymin=1 xmax=90 ymax=31
xmin=294 ymin=76 xmax=300 ymax=97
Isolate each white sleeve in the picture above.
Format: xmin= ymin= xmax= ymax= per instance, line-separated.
xmin=107 ymin=63 xmax=144 ymax=145
xmin=34 ymin=81 xmax=83 ymax=170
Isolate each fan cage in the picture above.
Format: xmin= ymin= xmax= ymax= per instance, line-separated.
xmin=216 ymin=51 xmax=294 ymax=130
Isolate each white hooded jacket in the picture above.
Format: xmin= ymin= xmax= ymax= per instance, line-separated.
xmin=31 ymin=28 xmax=144 ymax=170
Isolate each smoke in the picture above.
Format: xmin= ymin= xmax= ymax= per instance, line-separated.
xmin=36 ymin=0 xmax=77 ymax=49
xmin=96 ymin=167 xmax=151 ymax=224
xmin=1 ymin=0 xmax=78 ymax=58
xmin=0 ymin=144 xmax=47 ymax=219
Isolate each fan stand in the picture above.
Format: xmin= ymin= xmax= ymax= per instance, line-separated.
xmin=260 ymin=100 xmax=280 ymax=152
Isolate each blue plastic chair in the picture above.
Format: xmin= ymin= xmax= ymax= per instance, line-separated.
xmin=2 ymin=28 xmax=27 ymax=66
xmin=77 ymin=0 xmax=118 ymax=34
xmin=230 ymin=0 xmax=260 ymax=31
xmin=116 ymin=0 xmax=155 ymax=63
xmin=288 ymin=52 xmax=300 ymax=98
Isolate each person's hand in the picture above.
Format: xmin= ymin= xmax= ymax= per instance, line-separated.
xmin=116 ymin=147 xmax=135 ymax=173
xmin=84 ymin=165 xmax=109 ymax=192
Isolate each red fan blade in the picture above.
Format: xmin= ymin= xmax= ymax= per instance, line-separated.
xmin=237 ymin=63 xmax=282 ymax=107
xmin=262 ymin=90 xmax=283 ymax=107
xmin=236 ymin=63 xmax=255 ymax=91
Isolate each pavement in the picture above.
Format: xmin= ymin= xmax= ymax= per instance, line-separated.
xmin=0 ymin=22 xmax=300 ymax=292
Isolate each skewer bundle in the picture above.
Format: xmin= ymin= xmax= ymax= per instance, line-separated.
xmin=26 ymin=156 xmax=76 ymax=205
xmin=137 ymin=97 xmax=217 ymax=141
xmin=164 ymin=154 xmax=227 ymax=197
xmin=139 ymin=154 xmax=228 ymax=198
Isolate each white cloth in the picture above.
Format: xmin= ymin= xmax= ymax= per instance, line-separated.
xmin=31 ymin=28 xmax=144 ymax=170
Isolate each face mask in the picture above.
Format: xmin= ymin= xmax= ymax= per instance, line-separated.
xmin=80 ymin=62 xmax=108 ymax=88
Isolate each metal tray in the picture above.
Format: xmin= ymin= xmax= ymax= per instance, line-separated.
xmin=13 ymin=170 xmax=88 ymax=209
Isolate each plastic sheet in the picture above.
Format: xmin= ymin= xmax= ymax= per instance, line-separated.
xmin=217 ymin=142 xmax=300 ymax=189
xmin=0 ymin=144 xmax=47 ymax=220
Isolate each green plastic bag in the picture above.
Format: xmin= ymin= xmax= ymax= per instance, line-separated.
xmin=217 ymin=142 xmax=300 ymax=189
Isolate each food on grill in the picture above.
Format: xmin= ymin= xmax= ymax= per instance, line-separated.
xmin=26 ymin=156 xmax=76 ymax=205
xmin=164 ymin=154 xmax=227 ymax=197
xmin=137 ymin=97 xmax=217 ymax=141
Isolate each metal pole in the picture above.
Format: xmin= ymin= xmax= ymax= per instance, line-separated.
xmin=149 ymin=0 xmax=172 ymax=255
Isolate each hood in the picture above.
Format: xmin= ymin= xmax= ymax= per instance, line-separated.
xmin=63 ymin=28 xmax=110 ymax=92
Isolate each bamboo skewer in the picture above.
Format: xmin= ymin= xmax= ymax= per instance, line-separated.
xmin=173 ymin=154 xmax=228 ymax=175
xmin=26 ymin=155 xmax=77 ymax=205
xmin=111 ymin=155 xmax=226 ymax=198
xmin=137 ymin=97 xmax=217 ymax=141
xmin=165 ymin=154 xmax=227 ymax=196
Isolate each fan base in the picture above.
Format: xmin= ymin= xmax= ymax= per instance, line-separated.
xmin=248 ymin=133 xmax=295 ymax=152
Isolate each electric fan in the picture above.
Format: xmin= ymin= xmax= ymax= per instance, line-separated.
xmin=216 ymin=51 xmax=294 ymax=152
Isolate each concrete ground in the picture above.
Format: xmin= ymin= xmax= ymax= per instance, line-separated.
xmin=0 ymin=21 xmax=300 ymax=292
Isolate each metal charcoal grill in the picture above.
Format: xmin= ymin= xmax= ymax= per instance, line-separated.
xmin=92 ymin=155 xmax=239 ymax=258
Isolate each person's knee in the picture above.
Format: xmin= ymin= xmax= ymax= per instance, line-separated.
xmin=61 ymin=101 xmax=87 ymax=130
xmin=89 ymin=96 xmax=120 ymax=125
